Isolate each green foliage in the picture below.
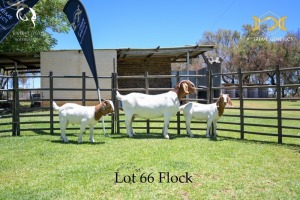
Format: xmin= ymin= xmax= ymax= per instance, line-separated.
xmin=198 ymin=25 xmax=300 ymax=87
xmin=0 ymin=0 xmax=69 ymax=52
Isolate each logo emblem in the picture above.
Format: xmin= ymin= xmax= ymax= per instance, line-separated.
xmin=16 ymin=7 xmax=36 ymax=27
xmin=252 ymin=11 xmax=287 ymax=36
xmin=71 ymin=5 xmax=82 ymax=31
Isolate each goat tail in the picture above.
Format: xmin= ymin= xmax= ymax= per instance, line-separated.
xmin=116 ymin=91 xmax=123 ymax=101
xmin=52 ymin=101 xmax=60 ymax=111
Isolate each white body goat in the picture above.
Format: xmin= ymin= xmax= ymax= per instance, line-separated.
xmin=116 ymin=80 xmax=196 ymax=139
xmin=179 ymin=94 xmax=232 ymax=138
xmin=53 ymin=100 xmax=114 ymax=143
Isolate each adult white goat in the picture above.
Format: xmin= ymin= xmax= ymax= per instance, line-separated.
xmin=53 ymin=100 xmax=114 ymax=143
xmin=116 ymin=80 xmax=196 ymax=139
xmin=179 ymin=94 xmax=232 ymax=138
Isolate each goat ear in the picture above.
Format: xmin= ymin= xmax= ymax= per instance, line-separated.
xmin=181 ymin=82 xmax=189 ymax=94
xmin=101 ymin=102 xmax=107 ymax=111
xmin=227 ymin=95 xmax=233 ymax=107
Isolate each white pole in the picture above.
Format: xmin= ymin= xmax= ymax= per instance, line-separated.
xmin=97 ymin=87 xmax=107 ymax=136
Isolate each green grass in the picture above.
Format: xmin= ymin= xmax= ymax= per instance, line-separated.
xmin=0 ymin=133 xmax=299 ymax=199
xmin=0 ymin=101 xmax=300 ymax=199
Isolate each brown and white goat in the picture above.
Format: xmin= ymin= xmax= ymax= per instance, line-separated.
xmin=116 ymin=80 xmax=196 ymax=139
xmin=53 ymin=100 xmax=114 ymax=143
xmin=179 ymin=94 xmax=232 ymax=138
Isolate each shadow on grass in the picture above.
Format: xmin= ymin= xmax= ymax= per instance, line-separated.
xmin=33 ymin=129 xmax=60 ymax=136
xmin=217 ymin=135 xmax=300 ymax=150
xmin=0 ymin=134 xmax=13 ymax=138
xmin=33 ymin=129 xmax=105 ymax=145
xmin=50 ymin=139 xmax=105 ymax=145
xmin=111 ymin=132 xmax=299 ymax=150
xmin=110 ymin=132 xmax=208 ymax=140
xmin=111 ymin=133 xmax=163 ymax=140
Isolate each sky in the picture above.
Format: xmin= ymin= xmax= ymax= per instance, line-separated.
xmin=52 ymin=0 xmax=299 ymax=50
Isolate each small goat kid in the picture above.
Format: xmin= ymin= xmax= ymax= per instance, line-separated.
xmin=53 ymin=100 xmax=114 ymax=143
xmin=116 ymin=80 xmax=196 ymax=139
xmin=179 ymin=94 xmax=232 ymax=138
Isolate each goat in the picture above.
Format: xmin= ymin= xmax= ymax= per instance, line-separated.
xmin=179 ymin=94 xmax=232 ymax=138
xmin=116 ymin=80 xmax=196 ymax=139
xmin=53 ymin=100 xmax=114 ymax=143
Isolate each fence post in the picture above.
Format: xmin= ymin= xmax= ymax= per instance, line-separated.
xmin=12 ymin=72 xmax=20 ymax=136
xmin=115 ymin=73 xmax=120 ymax=134
xmin=111 ymin=72 xmax=115 ymax=134
xmin=177 ymin=71 xmax=181 ymax=135
xmin=145 ymin=72 xmax=150 ymax=134
xmin=207 ymin=70 xmax=212 ymax=103
xmin=82 ymin=72 xmax=86 ymax=106
xmin=276 ymin=65 xmax=282 ymax=144
xmin=238 ymin=68 xmax=244 ymax=140
xmin=49 ymin=71 xmax=54 ymax=135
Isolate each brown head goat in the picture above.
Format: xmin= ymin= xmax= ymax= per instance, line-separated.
xmin=179 ymin=94 xmax=232 ymax=138
xmin=53 ymin=100 xmax=114 ymax=143
xmin=116 ymin=80 xmax=196 ymax=139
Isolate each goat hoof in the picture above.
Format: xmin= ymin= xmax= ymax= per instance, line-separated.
xmin=190 ymin=134 xmax=194 ymax=138
xmin=128 ymin=135 xmax=134 ymax=138
xmin=90 ymin=139 xmax=95 ymax=143
xmin=61 ymin=138 xmax=69 ymax=143
xmin=206 ymin=134 xmax=210 ymax=138
xmin=164 ymin=135 xmax=170 ymax=139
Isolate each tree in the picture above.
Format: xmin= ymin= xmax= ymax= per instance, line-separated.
xmin=276 ymin=30 xmax=300 ymax=97
xmin=232 ymin=24 xmax=285 ymax=84
xmin=232 ymin=25 xmax=300 ymax=96
xmin=0 ymin=0 xmax=70 ymax=99
xmin=197 ymin=25 xmax=300 ymax=97
xmin=0 ymin=0 xmax=69 ymax=52
xmin=198 ymin=29 xmax=240 ymax=83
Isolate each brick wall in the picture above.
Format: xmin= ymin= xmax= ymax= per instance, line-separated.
xmin=117 ymin=58 xmax=171 ymax=94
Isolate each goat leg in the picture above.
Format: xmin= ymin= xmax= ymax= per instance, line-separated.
xmin=89 ymin=125 xmax=95 ymax=143
xmin=206 ymin=120 xmax=212 ymax=138
xmin=213 ymin=121 xmax=218 ymax=137
xmin=125 ymin=115 xmax=134 ymax=137
xmin=59 ymin=119 xmax=69 ymax=143
xmin=78 ymin=120 xmax=87 ymax=143
xmin=163 ymin=114 xmax=171 ymax=139
xmin=185 ymin=119 xmax=194 ymax=138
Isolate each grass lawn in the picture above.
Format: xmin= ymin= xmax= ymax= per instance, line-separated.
xmin=0 ymin=100 xmax=299 ymax=199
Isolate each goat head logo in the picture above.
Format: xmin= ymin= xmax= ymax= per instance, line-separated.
xmin=7 ymin=0 xmax=37 ymax=27
xmin=71 ymin=5 xmax=82 ymax=31
xmin=16 ymin=7 xmax=36 ymax=27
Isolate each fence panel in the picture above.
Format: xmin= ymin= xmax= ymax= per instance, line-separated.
xmin=0 ymin=72 xmax=115 ymax=137
xmin=115 ymin=67 xmax=300 ymax=144
xmin=1 ymin=67 xmax=299 ymax=144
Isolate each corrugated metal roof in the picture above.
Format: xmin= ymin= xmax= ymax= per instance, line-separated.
xmin=0 ymin=45 xmax=214 ymax=72
xmin=0 ymin=52 xmax=40 ymax=72
xmin=117 ymin=45 xmax=214 ymax=61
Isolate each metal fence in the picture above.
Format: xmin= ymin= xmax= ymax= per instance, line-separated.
xmin=1 ymin=66 xmax=299 ymax=143
xmin=0 ymin=72 xmax=116 ymax=136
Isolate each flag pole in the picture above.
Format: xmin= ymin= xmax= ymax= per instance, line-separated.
xmin=97 ymin=87 xmax=107 ymax=136
xmin=64 ymin=0 xmax=107 ymax=137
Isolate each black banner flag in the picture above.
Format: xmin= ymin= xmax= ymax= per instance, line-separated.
xmin=0 ymin=0 xmax=40 ymax=43
xmin=63 ymin=0 xmax=99 ymax=89
xmin=64 ymin=0 xmax=107 ymax=134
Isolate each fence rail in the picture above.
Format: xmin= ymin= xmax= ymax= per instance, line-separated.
xmin=1 ymin=66 xmax=300 ymax=144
